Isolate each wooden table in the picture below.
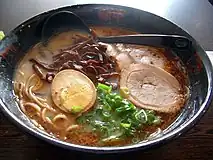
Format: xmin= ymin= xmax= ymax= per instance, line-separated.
xmin=1 ymin=0 xmax=213 ymax=159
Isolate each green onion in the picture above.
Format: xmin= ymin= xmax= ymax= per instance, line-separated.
xmin=120 ymin=87 xmax=129 ymax=98
xmin=102 ymin=110 xmax=111 ymax=118
xmin=77 ymin=83 xmax=161 ymax=142
xmin=0 ymin=31 xmax=5 ymax=40
xmin=70 ymin=105 xmax=84 ymax=114
xmin=97 ymin=83 xmax=112 ymax=93
xmin=135 ymin=109 xmax=148 ymax=122
xmin=132 ymin=137 xmax=140 ymax=143
xmin=121 ymin=123 xmax=131 ymax=128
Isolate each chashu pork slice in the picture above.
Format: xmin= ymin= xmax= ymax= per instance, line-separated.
xmin=120 ymin=63 xmax=184 ymax=113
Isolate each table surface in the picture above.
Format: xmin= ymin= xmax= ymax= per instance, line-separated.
xmin=1 ymin=0 xmax=213 ymax=159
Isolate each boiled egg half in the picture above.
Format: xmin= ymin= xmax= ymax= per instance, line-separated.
xmin=51 ymin=69 xmax=96 ymax=114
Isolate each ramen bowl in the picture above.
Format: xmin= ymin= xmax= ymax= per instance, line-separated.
xmin=0 ymin=4 xmax=212 ymax=153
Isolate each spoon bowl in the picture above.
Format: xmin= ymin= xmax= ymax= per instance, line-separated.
xmin=41 ymin=11 xmax=92 ymax=40
xmin=41 ymin=11 xmax=192 ymax=51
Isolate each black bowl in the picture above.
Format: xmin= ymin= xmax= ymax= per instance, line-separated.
xmin=0 ymin=4 xmax=212 ymax=153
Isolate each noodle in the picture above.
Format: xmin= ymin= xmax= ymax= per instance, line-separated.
xmin=28 ymin=86 xmax=46 ymax=107
xmin=31 ymin=119 xmax=40 ymax=128
xmin=45 ymin=117 xmax=54 ymax=125
xmin=41 ymin=108 xmax=55 ymax=127
xmin=41 ymin=108 xmax=48 ymax=122
xmin=52 ymin=113 xmax=68 ymax=122
xmin=66 ymin=125 xmax=80 ymax=132
xmin=36 ymin=96 xmax=47 ymax=103
xmin=19 ymin=99 xmax=26 ymax=113
xmin=18 ymin=83 xmax=24 ymax=98
xmin=14 ymin=82 xmax=25 ymax=98
xmin=40 ymin=108 xmax=55 ymax=125
xmin=18 ymin=74 xmax=56 ymax=119
xmin=18 ymin=70 xmax=25 ymax=77
xmin=28 ymin=86 xmax=55 ymax=112
xmin=24 ymin=74 xmax=36 ymax=95
xmin=24 ymin=74 xmax=43 ymax=94
xmin=41 ymin=109 xmax=69 ymax=130
xmin=49 ymin=113 xmax=70 ymax=130
xmin=24 ymin=102 xmax=41 ymax=113
xmin=31 ymin=76 xmax=43 ymax=92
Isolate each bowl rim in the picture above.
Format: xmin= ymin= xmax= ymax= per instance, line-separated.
xmin=1 ymin=3 xmax=213 ymax=153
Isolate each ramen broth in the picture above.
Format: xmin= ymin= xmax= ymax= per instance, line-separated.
xmin=13 ymin=27 xmax=188 ymax=146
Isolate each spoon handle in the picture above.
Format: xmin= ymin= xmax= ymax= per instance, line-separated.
xmin=98 ymin=34 xmax=192 ymax=50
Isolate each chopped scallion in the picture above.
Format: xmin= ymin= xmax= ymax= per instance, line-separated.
xmin=97 ymin=83 xmax=112 ymax=93
xmin=77 ymin=83 xmax=161 ymax=141
xmin=0 ymin=31 xmax=5 ymax=40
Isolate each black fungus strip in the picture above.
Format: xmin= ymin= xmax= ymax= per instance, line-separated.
xmin=29 ymin=36 xmax=119 ymax=87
